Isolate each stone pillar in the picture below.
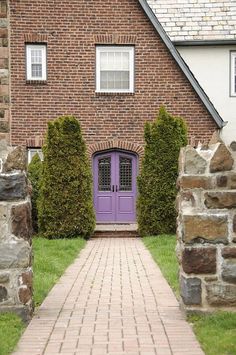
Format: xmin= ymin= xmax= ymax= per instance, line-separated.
xmin=0 ymin=141 xmax=33 ymax=321
xmin=0 ymin=0 xmax=10 ymax=142
xmin=177 ymin=140 xmax=236 ymax=312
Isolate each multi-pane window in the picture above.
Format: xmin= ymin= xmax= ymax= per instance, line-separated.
xmin=96 ymin=46 xmax=134 ymax=93
xmin=231 ymin=52 xmax=236 ymax=96
xmin=26 ymin=44 xmax=47 ymax=81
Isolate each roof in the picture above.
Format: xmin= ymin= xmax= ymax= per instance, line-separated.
xmin=139 ymin=0 xmax=225 ymax=129
xmin=147 ymin=0 xmax=236 ymax=43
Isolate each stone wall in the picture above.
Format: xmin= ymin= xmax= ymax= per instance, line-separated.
xmin=0 ymin=139 xmax=33 ymax=321
xmin=177 ymin=138 xmax=236 ymax=312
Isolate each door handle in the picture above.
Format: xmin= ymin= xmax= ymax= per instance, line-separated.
xmin=116 ymin=185 xmax=118 ymax=192
xmin=112 ymin=185 xmax=114 ymax=192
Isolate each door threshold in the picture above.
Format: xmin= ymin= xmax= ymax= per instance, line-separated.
xmin=95 ymin=223 xmax=138 ymax=232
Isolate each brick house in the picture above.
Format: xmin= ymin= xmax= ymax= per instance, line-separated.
xmin=0 ymin=0 xmax=225 ymax=223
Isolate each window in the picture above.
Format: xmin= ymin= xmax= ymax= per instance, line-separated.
xmin=28 ymin=148 xmax=43 ymax=164
xmin=96 ymin=46 xmax=134 ymax=93
xmin=26 ymin=44 xmax=47 ymax=81
xmin=231 ymin=52 xmax=236 ymax=96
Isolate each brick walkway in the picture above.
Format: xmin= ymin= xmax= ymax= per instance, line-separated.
xmin=13 ymin=238 xmax=204 ymax=355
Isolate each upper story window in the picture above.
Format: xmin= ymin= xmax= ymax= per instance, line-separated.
xmin=231 ymin=52 xmax=236 ymax=97
xmin=96 ymin=46 xmax=134 ymax=93
xmin=26 ymin=44 xmax=47 ymax=81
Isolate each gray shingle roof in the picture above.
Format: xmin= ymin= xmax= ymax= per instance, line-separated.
xmin=147 ymin=0 xmax=236 ymax=42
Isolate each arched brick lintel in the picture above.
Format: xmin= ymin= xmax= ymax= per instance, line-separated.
xmin=88 ymin=140 xmax=144 ymax=158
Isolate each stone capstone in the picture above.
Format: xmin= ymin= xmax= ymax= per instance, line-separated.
xmin=178 ymin=176 xmax=211 ymax=190
xmin=205 ymin=192 xmax=236 ymax=209
xmin=0 ymin=173 xmax=27 ymax=201
xmin=183 ymin=215 xmax=228 ymax=244
xmin=222 ymin=259 xmax=236 ymax=284
xmin=180 ymin=276 xmax=201 ymax=305
xmin=222 ymin=247 xmax=236 ymax=258
xmin=0 ymin=238 xmax=31 ymax=269
xmin=210 ymin=143 xmax=234 ymax=173
xmin=184 ymin=147 xmax=207 ymax=174
xmin=3 ymin=146 xmax=27 ymax=172
xmin=18 ymin=287 xmax=31 ymax=305
xmin=206 ymin=283 xmax=236 ymax=306
xmin=11 ymin=202 xmax=32 ymax=241
xmin=0 ymin=272 xmax=9 ymax=283
xmin=182 ymin=247 xmax=216 ymax=274
xmin=0 ymin=285 xmax=7 ymax=302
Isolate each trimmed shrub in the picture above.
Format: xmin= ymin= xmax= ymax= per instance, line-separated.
xmin=38 ymin=116 xmax=95 ymax=239
xmin=137 ymin=106 xmax=187 ymax=236
xmin=28 ymin=153 xmax=42 ymax=233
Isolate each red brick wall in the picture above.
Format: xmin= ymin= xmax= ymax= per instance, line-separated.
xmin=10 ymin=0 xmax=217 ymax=148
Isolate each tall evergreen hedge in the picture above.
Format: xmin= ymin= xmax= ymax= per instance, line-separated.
xmin=28 ymin=153 xmax=42 ymax=234
xmin=38 ymin=116 xmax=95 ymax=239
xmin=137 ymin=106 xmax=187 ymax=236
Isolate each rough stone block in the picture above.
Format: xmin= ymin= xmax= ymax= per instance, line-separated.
xmin=0 ymin=238 xmax=31 ymax=269
xmin=183 ymin=215 xmax=228 ymax=244
xmin=0 ymin=285 xmax=7 ymax=302
xmin=0 ymin=173 xmax=27 ymax=201
xmin=11 ymin=202 xmax=32 ymax=241
xmin=216 ymin=175 xmax=227 ymax=188
xmin=3 ymin=146 xmax=27 ymax=172
xmin=180 ymin=276 xmax=201 ymax=305
xmin=0 ymin=271 xmax=9 ymax=283
xmin=184 ymin=147 xmax=207 ymax=174
xmin=210 ymin=143 xmax=234 ymax=173
xmin=182 ymin=247 xmax=216 ymax=274
xmin=18 ymin=287 xmax=31 ymax=305
xmin=0 ymin=120 xmax=9 ymax=133
xmin=206 ymin=283 xmax=236 ymax=306
xmin=222 ymin=247 xmax=236 ymax=258
xmin=222 ymin=259 xmax=236 ymax=284
xmin=205 ymin=192 xmax=236 ymax=209
xmin=178 ymin=175 xmax=211 ymax=189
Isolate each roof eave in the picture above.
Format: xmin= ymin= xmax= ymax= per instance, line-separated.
xmin=174 ymin=39 xmax=236 ymax=46
xmin=138 ymin=0 xmax=225 ymax=129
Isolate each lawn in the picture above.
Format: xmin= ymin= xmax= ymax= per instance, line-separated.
xmin=143 ymin=235 xmax=236 ymax=355
xmin=0 ymin=237 xmax=86 ymax=355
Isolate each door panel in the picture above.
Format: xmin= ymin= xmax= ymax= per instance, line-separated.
xmin=93 ymin=151 xmax=137 ymax=222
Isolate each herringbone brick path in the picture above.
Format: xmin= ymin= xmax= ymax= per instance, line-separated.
xmin=13 ymin=238 xmax=204 ymax=355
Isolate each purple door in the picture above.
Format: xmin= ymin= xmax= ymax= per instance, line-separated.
xmin=93 ymin=151 xmax=137 ymax=223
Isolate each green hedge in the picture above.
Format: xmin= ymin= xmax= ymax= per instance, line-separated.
xmin=137 ymin=106 xmax=187 ymax=236
xmin=38 ymin=116 xmax=95 ymax=239
xmin=28 ymin=153 xmax=42 ymax=233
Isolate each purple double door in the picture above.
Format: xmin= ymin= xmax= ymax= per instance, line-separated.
xmin=93 ymin=151 xmax=137 ymax=223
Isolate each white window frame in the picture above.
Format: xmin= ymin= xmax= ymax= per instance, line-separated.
xmin=27 ymin=148 xmax=43 ymax=164
xmin=96 ymin=46 xmax=134 ymax=93
xmin=230 ymin=52 xmax=236 ymax=97
xmin=26 ymin=44 xmax=47 ymax=81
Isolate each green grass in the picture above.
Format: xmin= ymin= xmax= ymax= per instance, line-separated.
xmin=143 ymin=235 xmax=179 ymax=295
xmin=143 ymin=235 xmax=236 ymax=355
xmin=0 ymin=313 xmax=25 ymax=355
xmin=189 ymin=312 xmax=236 ymax=355
xmin=0 ymin=237 xmax=86 ymax=355
xmin=33 ymin=237 xmax=86 ymax=306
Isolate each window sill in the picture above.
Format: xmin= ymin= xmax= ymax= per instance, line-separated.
xmin=26 ymin=80 xmax=48 ymax=85
xmin=95 ymin=92 xmax=135 ymax=96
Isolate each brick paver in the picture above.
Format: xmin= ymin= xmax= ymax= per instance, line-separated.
xmin=13 ymin=238 xmax=204 ymax=355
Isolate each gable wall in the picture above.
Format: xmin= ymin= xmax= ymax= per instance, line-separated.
xmin=9 ymin=0 xmax=217 ymax=148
